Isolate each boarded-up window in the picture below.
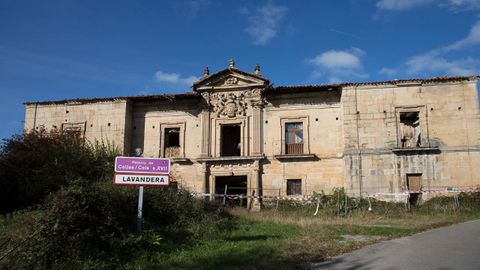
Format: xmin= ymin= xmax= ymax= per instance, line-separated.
xmin=407 ymin=174 xmax=422 ymax=191
xmin=61 ymin=122 xmax=86 ymax=140
xmin=285 ymin=122 xmax=303 ymax=154
xmin=287 ymin=179 xmax=302 ymax=195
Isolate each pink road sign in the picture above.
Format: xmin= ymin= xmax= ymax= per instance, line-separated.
xmin=114 ymin=156 xmax=170 ymax=174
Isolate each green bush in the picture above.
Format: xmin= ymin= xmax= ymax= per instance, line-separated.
xmin=142 ymin=187 xmax=233 ymax=240
xmin=0 ymin=128 xmax=121 ymax=214
xmin=7 ymin=180 xmax=231 ymax=269
xmin=24 ymin=180 xmax=135 ymax=268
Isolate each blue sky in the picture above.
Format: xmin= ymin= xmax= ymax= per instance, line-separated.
xmin=1 ymin=0 xmax=480 ymax=139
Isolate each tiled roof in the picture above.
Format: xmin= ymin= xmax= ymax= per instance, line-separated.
xmin=24 ymin=92 xmax=199 ymax=105
xmin=273 ymin=75 xmax=479 ymax=91
xmin=24 ymin=75 xmax=478 ymax=105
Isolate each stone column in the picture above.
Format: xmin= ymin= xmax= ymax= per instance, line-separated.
xmin=200 ymin=109 xmax=211 ymax=158
xmin=201 ymin=162 xmax=209 ymax=194
xmin=209 ymin=174 xmax=215 ymax=200
xmin=251 ymin=160 xmax=261 ymax=211
xmin=251 ymin=100 xmax=264 ymax=156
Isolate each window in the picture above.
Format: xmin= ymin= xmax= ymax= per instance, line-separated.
xmin=287 ymin=179 xmax=302 ymax=195
xmin=164 ymin=128 xmax=180 ymax=158
xmin=220 ymin=124 xmax=241 ymax=157
xmin=61 ymin=122 xmax=86 ymax=140
xmin=285 ymin=122 xmax=303 ymax=154
xmin=399 ymin=112 xmax=421 ymax=148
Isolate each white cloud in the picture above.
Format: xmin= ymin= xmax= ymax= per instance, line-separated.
xmin=381 ymin=19 xmax=480 ymax=77
xmin=406 ymin=53 xmax=479 ymax=75
xmin=307 ymin=48 xmax=369 ymax=83
xmin=172 ymin=0 xmax=209 ymax=17
xmin=310 ymin=48 xmax=364 ymax=70
xmin=376 ymin=0 xmax=480 ymax=11
xmin=376 ymin=0 xmax=434 ymax=11
xmin=442 ymin=20 xmax=480 ymax=51
xmin=242 ymin=4 xmax=288 ymax=45
xmin=379 ymin=67 xmax=398 ymax=77
xmin=154 ymin=71 xmax=199 ymax=86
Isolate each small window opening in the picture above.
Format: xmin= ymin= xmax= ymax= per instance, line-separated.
xmin=221 ymin=124 xmax=241 ymax=157
xmin=399 ymin=112 xmax=421 ymax=148
xmin=164 ymin=128 xmax=180 ymax=158
xmin=287 ymin=179 xmax=302 ymax=196
xmin=62 ymin=126 xmax=83 ymax=141
xmin=285 ymin=122 xmax=303 ymax=155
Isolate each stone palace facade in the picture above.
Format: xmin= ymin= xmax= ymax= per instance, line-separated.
xmin=24 ymin=60 xmax=480 ymax=203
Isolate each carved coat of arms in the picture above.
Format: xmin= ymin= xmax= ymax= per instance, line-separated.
xmin=210 ymin=92 xmax=246 ymax=118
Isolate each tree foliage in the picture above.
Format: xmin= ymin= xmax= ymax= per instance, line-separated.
xmin=0 ymin=128 xmax=121 ymax=214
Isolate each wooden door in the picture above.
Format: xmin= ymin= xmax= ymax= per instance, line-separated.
xmin=407 ymin=174 xmax=421 ymax=192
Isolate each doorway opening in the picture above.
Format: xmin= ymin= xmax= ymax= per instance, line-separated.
xmin=220 ymin=124 xmax=241 ymax=157
xmin=407 ymin=173 xmax=422 ymax=205
xmin=215 ymin=175 xmax=247 ymax=207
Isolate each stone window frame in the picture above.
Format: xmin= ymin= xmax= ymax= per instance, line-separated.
xmin=61 ymin=122 xmax=86 ymax=139
xmin=394 ymin=106 xmax=428 ymax=148
xmin=213 ymin=118 xmax=248 ymax=157
xmin=286 ymin=179 xmax=302 ymax=196
xmin=159 ymin=122 xmax=186 ymax=159
xmin=280 ymin=116 xmax=310 ymax=155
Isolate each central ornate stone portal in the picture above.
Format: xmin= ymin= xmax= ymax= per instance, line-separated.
xmin=194 ymin=62 xmax=269 ymax=210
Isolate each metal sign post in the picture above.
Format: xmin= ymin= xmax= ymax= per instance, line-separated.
xmin=137 ymin=186 xmax=144 ymax=233
xmin=113 ymin=149 xmax=170 ymax=234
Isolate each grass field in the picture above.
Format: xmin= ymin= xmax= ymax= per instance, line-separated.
xmin=123 ymin=203 xmax=480 ymax=270
xmin=1 ymin=199 xmax=480 ymax=270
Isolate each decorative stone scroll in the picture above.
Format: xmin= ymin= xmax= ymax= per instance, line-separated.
xmin=224 ymin=77 xmax=238 ymax=85
xmin=244 ymin=88 xmax=264 ymax=98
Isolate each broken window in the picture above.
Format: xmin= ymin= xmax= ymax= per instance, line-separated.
xmin=220 ymin=124 xmax=241 ymax=157
xmin=61 ymin=122 xmax=85 ymax=140
xmin=164 ymin=128 xmax=180 ymax=158
xmin=399 ymin=112 xmax=421 ymax=148
xmin=287 ymin=179 xmax=302 ymax=195
xmin=285 ymin=122 xmax=303 ymax=154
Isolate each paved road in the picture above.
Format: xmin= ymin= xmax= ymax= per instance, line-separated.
xmin=313 ymin=220 xmax=480 ymax=270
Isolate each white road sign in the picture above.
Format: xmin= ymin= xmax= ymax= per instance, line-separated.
xmin=114 ymin=173 xmax=169 ymax=186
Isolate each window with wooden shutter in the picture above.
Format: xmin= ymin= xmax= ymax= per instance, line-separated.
xmin=285 ymin=122 xmax=303 ymax=154
xmin=287 ymin=179 xmax=302 ymax=195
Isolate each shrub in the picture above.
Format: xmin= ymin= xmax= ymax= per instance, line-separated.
xmin=142 ymin=187 xmax=233 ymax=240
xmin=8 ymin=180 xmax=231 ymax=269
xmin=0 ymin=128 xmax=121 ymax=214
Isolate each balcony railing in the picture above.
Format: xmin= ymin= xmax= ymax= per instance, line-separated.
xmin=285 ymin=143 xmax=304 ymax=155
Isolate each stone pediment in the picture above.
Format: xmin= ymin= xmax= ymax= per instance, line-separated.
xmin=193 ymin=67 xmax=269 ymax=92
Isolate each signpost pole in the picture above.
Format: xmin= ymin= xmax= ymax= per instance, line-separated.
xmin=137 ymin=186 xmax=144 ymax=233
xmin=113 ymin=149 xmax=170 ymax=234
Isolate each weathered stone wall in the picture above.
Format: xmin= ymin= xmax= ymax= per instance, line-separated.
xmin=24 ymin=100 xmax=131 ymax=153
xmin=261 ymin=91 xmax=345 ymax=196
xmin=130 ymin=99 xmax=205 ymax=190
xmin=23 ymin=77 xmax=479 ymax=200
xmin=342 ymin=80 xmax=480 ymax=197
